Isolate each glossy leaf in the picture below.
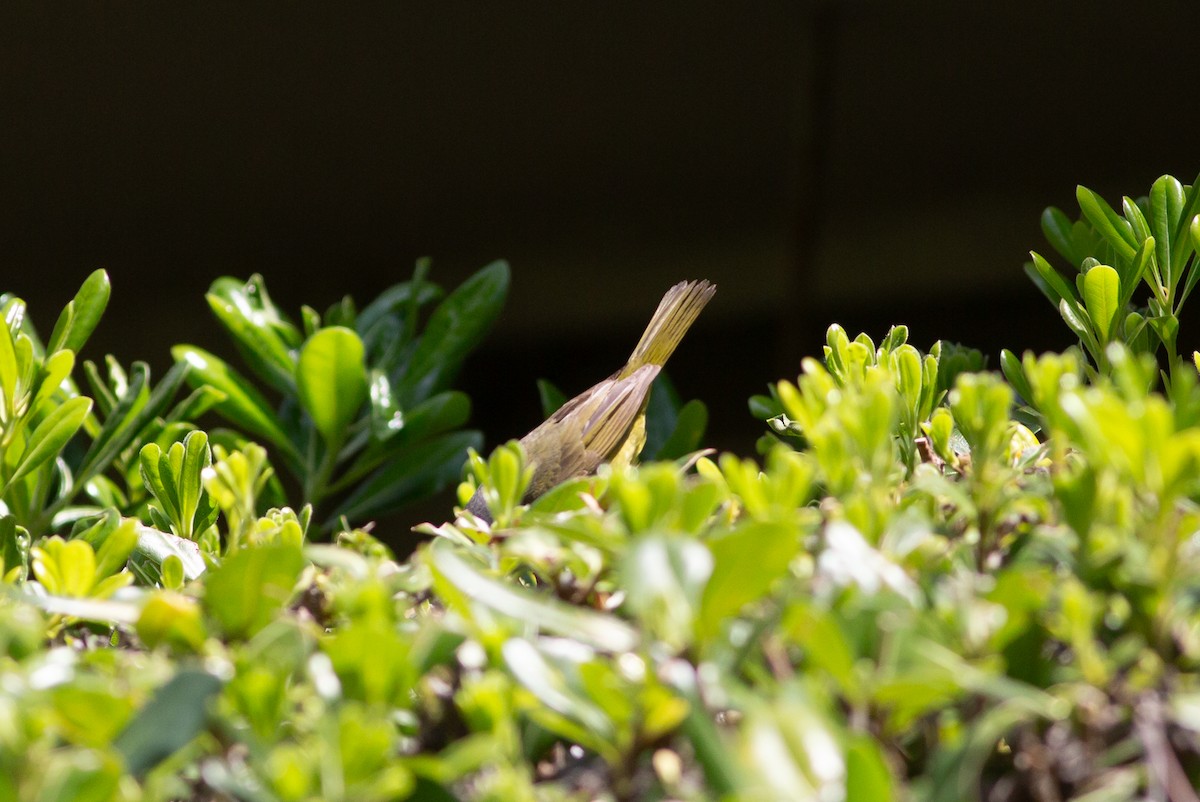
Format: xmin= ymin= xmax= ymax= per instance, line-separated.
xmin=1040 ymin=206 xmax=1078 ymax=265
xmin=172 ymin=345 xmax=293 ymax=455
xmin=398 ymin=260 xmax=509 ymax=405
xmin=206 ymin=290 xmax=297 ymax=393
xmin=1028 ymin=251 xmax=1079 ymax=308
xmin=332 ymin=431 xmax=480 ymax=524
xmin=73 ymin=360 xmax=191 ymax=493
xmin=355 ymin=278 xmax=443 ymax=340
xmin=296 ymin=326 xmax=368 ymax=445
xmin=1076 ymin=185 xmax=1137 ymax=262
xmin=1082 ymin=264 xmax=1120 ymax=342
xmin=7 ymin=395 xmax=91 ymax=487
xmin=336 ymin=391 xmax=472 ymax=491
xmin=46 ymin=269 xmax=111 ymax=356
xmin=1150 ymin=174 xmax=1185 ymax=287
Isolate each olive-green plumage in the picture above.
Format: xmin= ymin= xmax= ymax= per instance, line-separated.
xmin=466 ymin=279 xmax=715 ymax=522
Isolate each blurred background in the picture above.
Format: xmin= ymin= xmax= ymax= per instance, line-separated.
xmin=3 ymin=2 xmax=1199 ymax=500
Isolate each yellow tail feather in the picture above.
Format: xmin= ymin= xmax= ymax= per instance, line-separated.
xmin=622 ymin=279 xmax=716 ymax=375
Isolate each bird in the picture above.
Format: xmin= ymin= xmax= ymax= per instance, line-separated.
xmin=465 ymin=279 xmax=716 ymax=523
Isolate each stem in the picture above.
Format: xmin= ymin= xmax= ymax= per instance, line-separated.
xmin=304 ymin=435 xmax=342 ymax=509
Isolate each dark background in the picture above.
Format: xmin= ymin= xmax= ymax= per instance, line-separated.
xmin=2 ymin=2 xmax=1198 ymax=527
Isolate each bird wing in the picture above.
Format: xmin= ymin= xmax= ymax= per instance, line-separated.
xmin=521 ymin=365 xmax=659 ymax=498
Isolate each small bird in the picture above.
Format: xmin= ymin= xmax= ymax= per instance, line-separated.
xmin=466 ymin=279 xmax=715 ymax=522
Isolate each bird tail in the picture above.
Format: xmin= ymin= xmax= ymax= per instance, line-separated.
xmin=622 ymin=279 xmax=716 ymax=374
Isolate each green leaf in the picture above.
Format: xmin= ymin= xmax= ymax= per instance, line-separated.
xmin=139 ymin=432 xmax=216 ymax=541
xmin=332 ymin=431 xmax=481 ymax=524
xmin=1040 ymin=206 xmax=1078 ymax=265
xmin=0 ymin=514 xmax=29 ymax=581
xmin=93 ymin=517 xmax=138 ymax=579
xmin=1150 ymin=174 xmax=1185 ymax=287
xmin=208 ymin=275 xmax=302 ymax=348
xmin=1000 ymin=349 xmax=1034 ymax=405
xmin=356 ymin=278 xmax=444 ymax=340
xmin=178 ymin=430 xmax=213 ymax=536
xmin=367 ymin=369 xmax=404 ymax=441
xmin=203 ymin=541 xmax=305 ymax=639
xmin=1122 ymin=238 xmax=1156 ymax=310
xmin=7 ymin=395 xmax=91 ymax=487
xmin=73 ymin=360 xmax=190 ymax=492
xmin=1059 ymin=298 xmax=1101 ymax=359
xmin=537 ymin=378 xmax=568 ymax=417
xmin=1121 ymin=195 xmax=1151 ymax=245
xmin=1076 ymin=185 xmax=1137 ymax=262
xmin=296 ymin=326 xmax=368 ymax=445
xmin=398 ymin=260 xmax=509 ymax=405
xmin=206 ymin=291 xmax=297 ymax=393
xmin=699 ymin=522 xmax=800 ymax=643
xmin=1082 ymin=264 xmax=1120 ymax=342
xmin=653 ymin=400 xmax=708 ymax=462
xmin=337 ymin=391 xmax=472 ymax=490
xmin=28 ymin=348 xmax=75 ymax=419
xmin=115 ymin=669 xmax=224 ymax=777
xmin=428 ymin=540 xmax=639 ymax=653
xmin=34 ymin=749 xmax=123 ymax=802
xmin=46 ymin=269 xmax=111 ymax=355
xmin=172 ymin=345 xmax=294 ymax=455
xmin=1028 ymin=251 xmax=1080 ymax=308
xmin=845 ymin=736 xmax=895 ymax=802
xmin=621 ymin=535 xmax=712 ymax=650
xmin=1184 ymin=215 xmax=1200 ymax=305
xmin=0 ymin=311 xmax=18 ymax=413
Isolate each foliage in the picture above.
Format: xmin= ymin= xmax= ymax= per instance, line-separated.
xmin=173 ymin=260 xmax=507 ymax=530
xmin=1018 ymin=173 xmax=1200 ymax=390
xmin=4 ymin=177 xmax=1200 ymax=800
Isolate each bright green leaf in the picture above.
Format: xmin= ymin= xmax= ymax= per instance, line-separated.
xmin=296 ymin=326 xmax=368 ymax=445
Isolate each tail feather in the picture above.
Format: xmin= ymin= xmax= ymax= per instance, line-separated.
xmin=622 ymin=280 xmax=715 ymax=375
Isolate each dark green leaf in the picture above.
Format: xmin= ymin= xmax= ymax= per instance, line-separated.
xmin=654 ymin=399 xmax=708 ymax=461
xmin=356 ymin=279 xmax=444 ymax=339
xmin=206 ymin=292 xmax=297 ymax=394
xmin=332 ymin=430 xmax=480 ymax=524
xmin=537 ymin=378 xmax=567 ymax=417
xmin=398 ymin=260 xmax=509 ymax=405
xmin=172 ymin=345 xmax=294 ymax=456
xmin=115 ymin=670 xmax=224 ymax=777
xmin=1040 ymin=206 xmax=1078 ymax=265
xmin=336 ymin=391 xmax=472 ymax=491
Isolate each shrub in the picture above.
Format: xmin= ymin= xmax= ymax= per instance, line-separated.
xmin=3 ymin=176 xmax=1200 ymax=801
